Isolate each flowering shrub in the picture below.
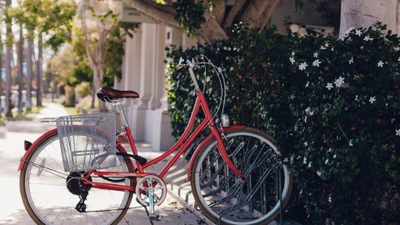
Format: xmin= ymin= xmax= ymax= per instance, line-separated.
xmin=166 ymin=23 xmax=400 ymax=224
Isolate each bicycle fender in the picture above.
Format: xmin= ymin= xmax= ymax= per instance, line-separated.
xmin=18 ymin=128 xmax=58 ymax=171
xmin=186 ymin=125 xmax=246 ymax=181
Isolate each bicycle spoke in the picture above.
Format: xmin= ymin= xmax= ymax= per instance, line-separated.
xmin=20 ymin=132 xmax=134 ymax=225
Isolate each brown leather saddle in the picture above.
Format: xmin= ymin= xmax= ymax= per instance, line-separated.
xmin=96 ymin=87 xmax=139 ymax=102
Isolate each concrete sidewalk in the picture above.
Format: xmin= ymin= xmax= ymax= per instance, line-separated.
xmin=0 ymin=102 xmax=203 ymax=225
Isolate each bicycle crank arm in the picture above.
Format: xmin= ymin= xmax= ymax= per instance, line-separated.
xmin=148 ymin=188 xmax=161 ymax=221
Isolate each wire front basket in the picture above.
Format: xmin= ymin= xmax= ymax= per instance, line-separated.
xmin=56 ymin=113 xmax=117 ymax=172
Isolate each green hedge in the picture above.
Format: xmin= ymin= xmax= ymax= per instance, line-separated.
xmin=165 ymin=23 xmax=400 ymax=225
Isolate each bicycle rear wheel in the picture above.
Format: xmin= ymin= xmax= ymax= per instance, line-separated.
xmin=20 ymin=130 xmax=134 ymax=225
xmin=191 ymin=127 xmax=292 ymax=225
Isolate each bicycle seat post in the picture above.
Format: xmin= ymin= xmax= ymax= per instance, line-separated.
xmin=111 ymin=100 xmax=129 ymax=129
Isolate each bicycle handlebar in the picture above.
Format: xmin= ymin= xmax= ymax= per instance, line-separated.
xmin=177 ymin=57 xmax=200 ymax=90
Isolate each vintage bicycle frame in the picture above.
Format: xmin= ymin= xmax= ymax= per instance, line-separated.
xmin=82 ymin=89 xmax=245 ymax=193
xmin=18 ymin=61 xmax=245 ymax=195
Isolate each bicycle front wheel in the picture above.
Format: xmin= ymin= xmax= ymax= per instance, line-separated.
xmin=191 ymin=127 xmax=293 ymax=225
xmin=20 ymin=130 xmax=134 ymax=225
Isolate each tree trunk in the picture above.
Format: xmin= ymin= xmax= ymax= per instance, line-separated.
xmin=36 ymin=34 xmax=43 ymax=107
xmin=90 ymin=82 xmax=95 ymax=109
xmin=26 ymin=38 xmax=33 ymax=110
xmin=340 ymin=0 xmax=400 ymax=36
xmin=90 ymin=66 xmax=107 ymax=112
xmin=5 ymin=0 xmax=13 ymax=118
xmin=17 ymin=26 xmax=24 ymax=113
xmin=97 ymin=68 xmax=107 ymax=112
xmin=122 ymin=0 xmax=281 ymax=41
xmin=51 ymin=71 xmax=55 ymax=102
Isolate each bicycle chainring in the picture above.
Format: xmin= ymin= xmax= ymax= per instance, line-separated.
xmin=135 ymin=175 xmax=167 ymax=207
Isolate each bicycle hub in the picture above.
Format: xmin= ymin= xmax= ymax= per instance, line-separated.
xmin=66 ymin=172 xmax=92 ymax=195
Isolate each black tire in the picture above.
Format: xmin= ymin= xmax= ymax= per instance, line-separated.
xmin=20 ymin=130 xmax=134 ymax=225
xmin=191 ymin=127 xmax=293 ymax=225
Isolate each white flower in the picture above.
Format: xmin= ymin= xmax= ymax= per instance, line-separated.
xmin=355 ymin=29 xmax=363 ymax=36
xmin=305 ymin=107 xmax=314 ymax=116
xmin=312 ymin=59 xmax=321 ymax=67
xmin=313 ymin=52 xmax=319 ymax=58
xmin=325 ymin=158 xmax=329 ymax=164
xmin=299 ymin=62 xmax=308 ymax=71
xmin=288 ymin=94 xmax=295 ymax=100
xmin=348 ymin=57 xmax=354 ymax=64
xmin=396 ymin=129 xmax=400 ymax=136
xmin=333 ymin=154 xmax=337 ymax=159
xmin=283 ymin=158 xmax=289 ymax=163
xmin=326 ymin=83 xmax=334 ymax=90
xmin=398 ymin=57 xmax=400 ymax=62
xmin=349 ymin=140 xmax=353 ymax=146
xmin=308 ymin=162 xmax=312 ymax=168
xmin=377 ymin=61 xmax=384 ymax=67
xmin=355 ymin=95 xmax=360 ymax=101
xmin=328 ymin=194 xmax=332 ymax=203
xmin=391 ymin=118 xmax=396 ymax=123
xmin=303 ymin=157 xmax=307 ymax=164
xmin=369 ymin=96 xmax=376 ymax=104
xmin=305 ymin=81 xmax=310 ymax=88
xmin=345 ymin=27 xmax=354 ymax=36
xmin=304 ymin=142 xmax=308 ymax=147
xmin=316 ymin=171 xmax=322 ymax=177
xmin=289 ymin=57 xmax=296 ymax=64
xmin=334 ymin=76 xmax=345 ymax=88
xmin=291 ymin=52 xmax=295 ymax=56
xmin=364 ymin=36 xmax=373 ymax=41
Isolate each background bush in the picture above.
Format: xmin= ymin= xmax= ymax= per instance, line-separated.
xmin=166 ymin=23 xmax=400 ymax=225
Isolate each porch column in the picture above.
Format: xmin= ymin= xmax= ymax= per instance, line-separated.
xmin=151 ymin=26 xmax=183 ymax=151
xmin=129 ymin=24 xmax=154 ymax=141
xmin=147 ymin=24 xmax=166 ymax=110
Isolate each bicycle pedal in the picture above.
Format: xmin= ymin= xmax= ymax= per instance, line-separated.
xmin=149 ymin=214 xmax=162 ymax=221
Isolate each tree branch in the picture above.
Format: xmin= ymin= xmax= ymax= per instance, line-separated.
xmin=211 ymin=0 xmax=226 ymax=25
xmin=223 ymin=0 xmax=246 ymax=29
xmin=199 ymin=10 xmax=229 ymax=41
xmin=240 ymin=0 xmax=281 ymax=28
xmin=80 ymin=15 xmax=96 ymax=68
xmin=257 ymin=0 xmax=281 ymax=28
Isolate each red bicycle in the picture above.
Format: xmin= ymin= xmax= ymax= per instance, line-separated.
xmin=18 ymin=56 xmax=292 ymax=225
